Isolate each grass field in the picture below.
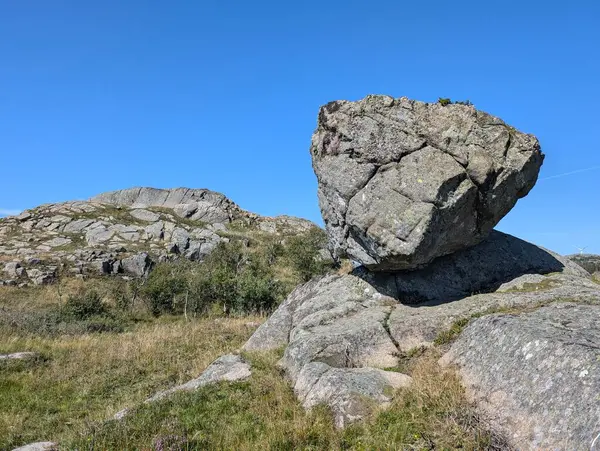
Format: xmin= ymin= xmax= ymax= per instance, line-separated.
xmin=0 ymin=281 xmax=502 ymax=450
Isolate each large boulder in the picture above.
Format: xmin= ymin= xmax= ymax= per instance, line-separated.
xmin=311 ymin=95 xmax=544 ymax=270
xmin=441 ymin=303 xmax=600 ymax=450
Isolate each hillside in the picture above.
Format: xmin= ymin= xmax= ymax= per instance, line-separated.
xmin=0 ymin=187 xmax=321 ymax=286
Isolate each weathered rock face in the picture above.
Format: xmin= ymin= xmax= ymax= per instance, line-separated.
xmin=0 ymin=187 xmax=318 ymax=285
xmin=311 ymin=95 xmax=544 ymax=270
xmin=245 ymin=274 xmax=412 ymax=427
xmin=91 ymin=187 xmax=244 ymax=224
xmin=244 ymin=235 xmax=600 ymax=427
xmin=441 ymin=303 xmax=600 ymax=450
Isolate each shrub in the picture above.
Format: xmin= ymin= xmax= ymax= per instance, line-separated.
xmin=188 ymin=241 xmax=282 ymax=315
xmin=142 ymin=263 xmax=188 ymax=315
xmin=63 ymin=290 xmax=107 ymax=320
xmin=285 ymin=227 xmax=332 ymax=282
xmin=438 ymin=97 xmax=452 ymax=106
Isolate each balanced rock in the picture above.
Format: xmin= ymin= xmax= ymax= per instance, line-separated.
xmin=311 ymin=95 xmax=544 ymax=270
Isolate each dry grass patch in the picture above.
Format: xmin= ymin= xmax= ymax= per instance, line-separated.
xmin=0 ymin=315 xmax=260 ymax=449
xmin=68 ymin=349 xmax=502 ymax=450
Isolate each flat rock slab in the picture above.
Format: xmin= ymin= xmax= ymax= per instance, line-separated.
xmin=11 ymin=442 xmax=57 ymax=451
xmin=389 ymin=273 xmax=600 ymax=352
xmin=295 ymin=362 xmax=411 ymax=428
xmin=311 ymin=95 xmax=543 ymax=270
xmin=114 ymin=354 xmax=251 ymax=420
xmin=0 ymin=352 xmax=38 ymax=361
xmin=146 ymin=354 xmax=251 ymax=403
xmin=442 ymin=303 xmax=600 ymax=450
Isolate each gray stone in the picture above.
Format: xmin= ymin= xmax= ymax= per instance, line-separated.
xmin=121 ymin=252 xmax=153 ymax=277
xmin=0 ymin=351 xmax=38 ymax=360
xmin=85 ymin=227 xmax=114 ymax=245
xmin=26 ymin=268 xmax=56 ymax=285
xmin=441 ymin=303 xmax=600 ymax=450
xmin=11 ymin=442 xmax=57 ymax=451
xmin=109 ymin=224 xmax=140 ymax=241
xmin=44 ymin=237 xmax=71 ymax=248
xmin=245 ymin=274 xmax=410 ymax=425
xmin=16 ymin=211 xmax=32 ymax=221
xmin=311 ymin=95 xmax=544 ymax=270
xmin=295 ymin=362 xmax=411 ymax=428
xmin=62 ymin=218 xmax=94 ymax=233
xmin=171 ymin=227 xmax=190 ymax=252
xmin=3 ymin=261 xmax=22 ymax=278
xmin=143 ymin=221 xmax=165 ymax=240
xmin=90 ymin=259 xmax=114 ymax=275
xmin=146 ymin=354 xmax=251 ymax=403
xmin=389 ymin=273 xmax=600 ymax=352
xmin=130 ymin=209 xmax=160 ymax=222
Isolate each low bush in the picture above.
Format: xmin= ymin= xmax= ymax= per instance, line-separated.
xmin=62 ymin=289 xmax=108 ymax=320
xmin=284 ymin=226 xmax=332 ymax=282
xmin=142 ymin=263 xmax=188 ymax=316
xmin=142 ymin=241 xmax=285 ymax=317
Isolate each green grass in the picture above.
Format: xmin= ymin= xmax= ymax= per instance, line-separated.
xmin=1 ymin=280 xmax=502 ymax=450
xmin=66 ymin=349 xmax=503 ymax=450
xmin=0 ymin=283 xmax=259 ymax=449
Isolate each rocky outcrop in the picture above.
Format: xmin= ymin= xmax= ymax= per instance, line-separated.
xmin=91 ymin=187 xmax=245 ymax=224
xmin=0 ymin=187 xmax=318 ymax=284
xmin=311 ymin=95 xmax=544 ymax=270
xmin=441 ymin=303 xmax=600 ymax=450
xmin=244 ymin=236 xmax=600 ymax=427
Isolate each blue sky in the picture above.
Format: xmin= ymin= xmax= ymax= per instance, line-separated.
xmin=1 ymin=1 xmax=598 ymax=255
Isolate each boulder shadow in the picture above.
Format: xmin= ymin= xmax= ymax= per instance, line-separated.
xmin=353 ymin=230 xmax=573 ymax=306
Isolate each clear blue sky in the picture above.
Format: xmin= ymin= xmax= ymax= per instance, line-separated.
xmin=1 ymin=1 xmax=598 ymax=255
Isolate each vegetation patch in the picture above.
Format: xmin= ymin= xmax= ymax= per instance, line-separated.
xmin=0 ymin=284 xmax=257 ymax=450
xmin=67 ymin=349 xmax=503 ymax=450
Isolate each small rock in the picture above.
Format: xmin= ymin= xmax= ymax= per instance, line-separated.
xmin=130 ymin=209 xmax=161 ymax=222
xmin=0 ymin=351 xmax=38 ymax=360
xmin=3 ymin=261 xmax=22 ymax=278
xmin=16 ymin=211 xmax=32 ymax=222
xmin=11 ymin=442 xmax=57 ymax=451
xmin=26 ymin=268 xmax=56 ymax=285
xmin=121 ymin=252 xmax=153 ymax=277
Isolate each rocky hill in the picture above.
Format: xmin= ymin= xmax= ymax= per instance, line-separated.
xmin=0 ymin=187 xmax=317 ymax=286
